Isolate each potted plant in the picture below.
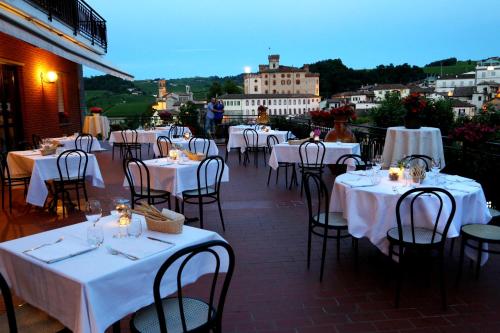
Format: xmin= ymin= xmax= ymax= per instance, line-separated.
xmin=324 ymin=104 xmax=357 ymax=143
xmin=402 ymin=93 xmax=427 ymax=129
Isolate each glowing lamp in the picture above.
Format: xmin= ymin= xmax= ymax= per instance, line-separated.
xmin=41 ymin=71 xmax=58 ymax=83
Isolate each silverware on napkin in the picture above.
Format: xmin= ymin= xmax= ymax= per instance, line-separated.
xmin=106 ymin=246 xmax=139 ymax=261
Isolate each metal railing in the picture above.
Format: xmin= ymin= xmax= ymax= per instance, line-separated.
xmin=25 ymin=0 xmax=107 ymax=51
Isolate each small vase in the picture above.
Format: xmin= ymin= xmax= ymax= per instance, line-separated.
xmin=324 ymin=115 xmax=356 ymax=143
xmin=404 ymin=114 xmax=421 ymax=129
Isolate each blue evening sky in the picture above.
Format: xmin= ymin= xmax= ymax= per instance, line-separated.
xmin=85 ymin=0 xmax=499 ymax=80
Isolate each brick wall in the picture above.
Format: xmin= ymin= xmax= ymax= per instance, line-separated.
xmin=0 ymin=31 xmax=82 ymax=142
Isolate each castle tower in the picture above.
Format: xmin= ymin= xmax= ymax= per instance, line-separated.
xmin=268 ymin=54 xmax=280 ymax=69
xmin=158 ymin=79 xmax=167 ymax=100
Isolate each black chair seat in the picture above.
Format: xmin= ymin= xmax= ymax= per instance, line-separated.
xmin=0 ymin=302 xmax=64 ymax=333
xmin=313 ymin=212 xmax=348 ymax=227
xmin=183 ymin=186 xmax=216 ymax=197
xmin=132 ymin=297 xmax=213 ymax=333
xmin=132 ymin=187 xmax=171 ymax=198
xmin=387 ymin=226 xmax=443 ymax=245
xmin=461 ymin=224 xmax=500 ymax=242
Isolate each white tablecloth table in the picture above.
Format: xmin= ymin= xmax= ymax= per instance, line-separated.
xmin=227 ymin=130 xmax=288 ymax=152
xmin=330 ymin=171 xmax=491 ymax=257
xmin=228 ymin=125 xmax=260 ymax=134
xmin=0 ymin=215 xmax=227 ymax=333
xmin=82 ymin=115 xmax=110 ymax=140
xmin=7 ymin=151 xmax=105 ymax=207
xmin=50 ymin=136 xmax=104 ymax=152
xmin=125 ymin=158 xmax=229 ymax=198
xmin=382 ymin=126 xmax=446 ymax=168
xmin=153 ymin=138 xmax=219 ymax=157
xmin=109 ymin=127 xmax=192 ymax=144
xmin=268 ymin=142 xmax=361 ymax=170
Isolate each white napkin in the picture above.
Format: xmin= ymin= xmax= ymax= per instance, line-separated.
xmin=347 ymin=170 xmax=367 ymax=176
xmin=24 ymin=237 xmax=95 ymax=264
xmin=162 ymin=208 xmax=185 ymax=222
xmin=107 ymin=237 xmax=174 ymax=259
xmin=341 ymin=177 xmax=373 ymax=188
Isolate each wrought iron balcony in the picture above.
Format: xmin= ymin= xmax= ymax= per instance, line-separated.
xmin=25 ymin=0 xmax=107 ymax=52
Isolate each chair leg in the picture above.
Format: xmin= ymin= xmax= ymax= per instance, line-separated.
xmin=307 ymin=225 xmax=312 ymax=269
xmin=320 ymin=229 xmax=328 ymax=282
xmin=275 ymin=167 xmax=280 ymax=185
xmin=267 ymin=167 xmax=272 ymax=186
xmin=82 ymin=183 xmax=89 ymax=202
xmin=225 ymin=148 xmax=228 ymax=162
xmin=217 ymin=199 xmax=225 ymax=232
xmin=2 ymin=183 xmax=5 ymax=210
xmin=285 ymin=165 xmax=289 ymax=188
xmin=75 ymin=184 xmax=81 ymax=210
xmin=475 ymin=240 xmax=483 ymax=279
xmin=8 ymin=185 xmax=12 ymax=213
xmin=439 ymin=251 xmax=447 ymax=310
xmin=198 ymin=198 xmax=204 ymax=229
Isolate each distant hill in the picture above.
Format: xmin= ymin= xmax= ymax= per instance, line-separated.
xmin=423 ymin=60 xmax=476 ymax=75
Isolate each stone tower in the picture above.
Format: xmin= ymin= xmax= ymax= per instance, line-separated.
xmin=158 ymin=79 xmax=167 ymax=100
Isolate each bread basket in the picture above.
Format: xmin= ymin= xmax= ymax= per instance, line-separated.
xmin=133 ymin=204 xmax=184 ymax=234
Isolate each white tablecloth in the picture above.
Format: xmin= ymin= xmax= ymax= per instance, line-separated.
xmin=50 ymin=136 xmax=104 ymax=152
xmin=7 ymin=151 xmax=105 ymax=207
xmin=227 ymin=130 xmax=288 ymax=152
xmin=109 ymin=127 xmax=192 ymax=144
xmin=268 ymin=142 xmax=361 ymax=170
xmin=330 ymin=171 xmax=491 ymax=256
xmin=153 ymin=138 xmax=219 ymax=157
xmin=382 ymin=126 xmax=445 ymax=168
xmin=125 ymin=158 xmax=229 ymax=198
xmin=82 ymin=115 xmax=110 ymax=140
xmin=228 ymin=125 xmax=260 ymax=134
xmin=0 ymin=215 xmax=227 ymax=333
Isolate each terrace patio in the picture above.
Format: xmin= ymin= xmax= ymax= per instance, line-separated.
xmin=1 ymin=141 xmax=500 ymax=333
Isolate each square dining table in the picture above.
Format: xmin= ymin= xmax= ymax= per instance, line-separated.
xmin=6 ymin=150 xmax=104 ymax=207
xmin=0 ymin=215 xmax=228 ymax=333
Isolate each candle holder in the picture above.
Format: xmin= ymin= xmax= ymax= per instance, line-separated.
xmin=113 ymin=198 xmax=131 ymax=238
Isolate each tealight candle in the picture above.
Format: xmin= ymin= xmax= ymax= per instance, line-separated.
xmin=314 ymin=135 xmax=320 ymax=141
xmin=118 ymin=215 xmax=130 ymax=226
xmin=169 ymin=149 xmax=179 ymax=160
xmin=388 ymin=167 xmax=401 ymax=181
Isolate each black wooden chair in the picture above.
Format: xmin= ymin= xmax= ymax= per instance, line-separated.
xmin=243 ymin=129 xmax=266 ymax=168
xmin=32 ymin=134 xmax=42 ymax=149
xmin=130 ymin=240 xmax=235 ymax=333
xmin=156 ymin=136 xmax=172 ymax=158
xmin=74 ymin=133 xmax=94 ymax=153
xmin=188 ymin=137 xmax=211 ymax=155
xmin=298 ymin=141 xmax=326 ymax=196
xmin=0 ymin=271 xmax=66 ymax=332
xmin=50 ymin=149 xmax=89 ymax=217
xmin=0 ymin=153 xmax=30 ymax=213
xmin=122 ymin=129 xmax=142 ymax=159
xmin=123 ymin=157 xmax=171 ymax=209
xmin=266 ymin=135 xmax=297 ymax=189
xmin=387 ymin=187 xmax=456 ymax=309
xmin=169 ymin=125 xmax=181 ymax=139
xmin=333 ymin=154 xmax=369 ymax=177
xmin=304 ymin=172 xmax=358 ymax=281
xmin=400 ymin=154 xmax=433 ymax=171
xmin=182 ymin=156 xmax=226 ymax=231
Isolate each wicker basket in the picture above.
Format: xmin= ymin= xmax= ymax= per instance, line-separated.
xmin=288 ymin=138 xmax=308 ymax=145
xmin=40 ymin=146 xmax=57 ymax=156
xmin=145 ymin=216 xmax=184 ymax=234
xmin=183 ymin=150 xmax=206 ymax=161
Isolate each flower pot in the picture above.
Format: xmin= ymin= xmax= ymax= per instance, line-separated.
xmin=404 ymin=114 xmax=421 ymax=129
xmin=324 ymin=116 xmax=356 ymax=143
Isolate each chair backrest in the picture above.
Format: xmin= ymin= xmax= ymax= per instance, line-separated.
xmin=169 ymin=125 xmax=178 ymax=138
xmin=243 ymin=129 xmax=259 ymax=149
xmin=189 ymin=137 xmax=211 ymax=155
xmin=395 ymin=187 xmax=456 ymax=246
xmin=0 ymin=272 xmax=18 ymax=332
xmin=156 ymin=136 xmax=172 ymax=158
xmin=334 ymin=154 xmax=367 ymax=174
xmin=196 ymin=156 xmax=225 ymax=196
xmin=266 ymin=135 xmax=279 ymax=152
xmin=0 ymin=152 xmax=11 ymax=183
xmin=74 ymin=133 xmax=94 ymax=153
xmin=401 ymin=154 xmax=432 ymax=171
xmin=121 ymin=129 xmax=138 ymax=144
xmin=123 ymin=157 xmax=151 ymax=198
xmin=56 ymin=149 xmax=88 ymax=182
xmin=299 ymin=141 xmax=326 ymax=168
xmin=285 ymin=131 xmax=294 ymax=141
xmin=303 ymin=172 xmax=330 ymax=227
xmin=152 ymin=240 xmax=235 ymax=333
xmin=32 ymin=134 xmax=42 ymax=149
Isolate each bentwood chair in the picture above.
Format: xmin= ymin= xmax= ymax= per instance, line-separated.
xmin=74 ymin=133 xmax=94 ymax=153
xmin=188 ymin=137 xmax=211 ymax=155
xmin=400 ymin=154 xmax=433 ymax=171
xmin=169 ymin=125 xmax=182 ymax=139
xmin=156 ymin=136 xmax=172 ymax=158
xmin=0 ymin=271 xmax=66 ymax=333
xmin=122 ymin=129 xmax=142 ymax=159
xmin=266 ymin=135 xmax=297 ymax=189
xmin=32 ymin=134 xmax=42 ymax=149
xmin=182 ymin=156 xmax=226 ymax=231
xmin=333 ymin=154 xmax=368 ymax=178
xmin=298 ymin=141 xmax=326 ymax=196
xmin=48 ymin=149 xmax=89 ymax=217
xmin=387 ymin=187 xmax=456 ymax=309
xmin=123 ymin=157 xmax=171 ymax=209
xmin=304 ymin=172 xmax=358 ymax=281
xmin=0 ymin=153 xmax=30 ymax=213
xmin=130 ymin=240 xmax=235 ymax=333
xmin=243 ymin=129 xmax=266 ymax=168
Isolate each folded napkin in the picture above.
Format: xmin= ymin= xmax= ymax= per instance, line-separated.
xmin=340 ymin=177 xmax=373 ymax=188
xmin=24 ymin=237 xmax=96 ymax=264
xmin=162 ymin=208 xmax=185 ymax=221
xmin=107 ymin=237 xmax=174 ymax=259
xmin=347 ymin=170 xmax=367 ymax=176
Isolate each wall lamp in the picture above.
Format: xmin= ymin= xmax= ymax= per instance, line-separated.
xmin=41 ymin=71 xmax=58 ymax=83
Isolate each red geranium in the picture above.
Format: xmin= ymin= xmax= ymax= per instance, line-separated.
xmin=310 ymin=104 xmax=356 ymax=126
xmin=402 ymin=93 xmax=427 ymax=114
xmin=89 ymin=106 xmax=102 ymax=114
xmin=450 ymin=123 xmax=497 ymax=144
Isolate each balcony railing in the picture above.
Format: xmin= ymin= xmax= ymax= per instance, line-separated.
xmin=25 ymin=0 xmax=107 ymax=51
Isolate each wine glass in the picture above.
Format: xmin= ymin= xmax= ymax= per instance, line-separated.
xmin=431 ymin=158 xmax=441 ymax=185
xmin=85 ymin=200 xmax=102 ymax=224
xmin=372 ymin=155 xmax=382 ymax=172
xmin=87 ymin=223 xmax=104 ymax=247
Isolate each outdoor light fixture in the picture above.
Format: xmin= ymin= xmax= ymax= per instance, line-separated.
xmin=41 ymin=71 xmax=58 ymax=83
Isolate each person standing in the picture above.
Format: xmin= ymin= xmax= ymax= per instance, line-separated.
xmin=205 ymin=97 xmax=216 ymax=137
xmin=214 ymin=99 xmax=224 ymax=125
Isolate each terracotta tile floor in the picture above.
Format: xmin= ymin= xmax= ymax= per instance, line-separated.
xmin=1 ymin=144 xmax=500 ymax=333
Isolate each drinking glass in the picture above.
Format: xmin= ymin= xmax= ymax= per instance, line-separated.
xmin=431 ymin=159 xmax=441 ymax=185
xmin=87 ymin=223 xmax=104 ymax=247
xmin=373 ymin=155 xmax=383 ymax=171
xmin=85 ymin=200 xmax=102 ymax=223
xmin=127 ymin=217 xmax=143 ymax=238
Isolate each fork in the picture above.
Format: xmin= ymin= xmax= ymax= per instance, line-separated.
xmin=25 ymin=237 xmax=64 ymax=252
xmin=106 ymin=246 xmax=139 ymax=261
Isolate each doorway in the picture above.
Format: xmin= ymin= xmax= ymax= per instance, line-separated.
xmin=0 ymin=65 xmax=23 ymax=151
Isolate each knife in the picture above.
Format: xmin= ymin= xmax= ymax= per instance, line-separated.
xmin=147 ymin=236 xmax=175 ymax=246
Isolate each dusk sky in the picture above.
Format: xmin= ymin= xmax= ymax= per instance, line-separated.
xmin=85 ymin=0 xmax=499 ymax=80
